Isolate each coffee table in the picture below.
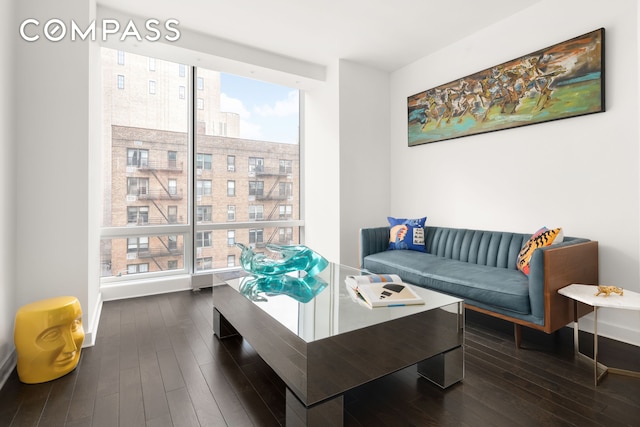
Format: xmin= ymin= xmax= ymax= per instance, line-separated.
xmin=213 ymin=263 xmax=464 ymax=426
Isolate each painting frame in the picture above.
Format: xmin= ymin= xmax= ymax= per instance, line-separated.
xmin=408 ymin=28 xmax=605 ymax=147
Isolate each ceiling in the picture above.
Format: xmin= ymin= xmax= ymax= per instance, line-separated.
xmin=98 ymin=0 xmax=540 ymax=72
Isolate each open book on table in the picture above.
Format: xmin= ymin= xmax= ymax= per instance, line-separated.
xmin=345 ymin=274 xmax=424 ymax=308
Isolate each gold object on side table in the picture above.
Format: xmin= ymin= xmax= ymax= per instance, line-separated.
xmin=595 ymin=285 xmax=624 ymax=297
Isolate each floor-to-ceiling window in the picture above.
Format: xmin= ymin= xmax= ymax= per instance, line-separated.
xmin=100 ymin=48 xmax=302 ymax=282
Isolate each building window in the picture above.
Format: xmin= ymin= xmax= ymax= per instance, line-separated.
xmin=249 ymin=205 xmax=263 ymax=220
xmin=101 ymin=48 xmax=300 ymax=280
xmin=127 ymin=237 xmax=149 ymax=254
xmin=168 ymin=235 xmax=177 ymax=250
xmin=127 ymin=177 xmax=149 ymax=196
xmin=196 ymin=232 xmax=212 ymax=248
xmin=127 ymin=148 xmax=148 ymax=167
xmin=197 ymin=98 xmax=204 ymax=110
xmin=249 ymin=157 xmax=264 ymax=173
xmin=249 ymin=229 xmax=263 ymax=245
xmin=197 ymin=180 xmax=212 ymax=196
xmin=227 ymin=255 xmax=235 ymax=267
xmin=197 ymin=205 xmax=212 ymax=222
xmin=168 ymin=179 xmax=177 ymax=195
xmin=279 ymin=227 xmax=293 ymax=243
xmin=127 ymin=263 xmax=149 ymax=274
xmin=279 ymin=182 xmax=293 ymax=198
xmin=249 ymin=181 xmax=264 ymax=197
xmin=196 ymin=153 xmax=212 ymax=170
xmin=280 ymin=159 xmax=292 ymax=174
xmin=196 ymin=257 xmax=212 ymax=270
xmin=168 ymin=151 xmax=177 ymax=168
xmin=279 ymin=205 xmax=292 ymax=219
xmin=168 ymin=205 xmax=177 ymax=223
xmin=127 ymin=206 xmax=149 ymax=225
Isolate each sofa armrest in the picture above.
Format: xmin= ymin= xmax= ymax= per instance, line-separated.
xmin=359 ymin=227 xmax=390 ymax=268
xmin=528 ymin=239 xmax=598 ymax=332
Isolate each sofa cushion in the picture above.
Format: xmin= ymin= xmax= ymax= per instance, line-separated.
xmin=363 ymin=250 xmax=531 ymax=315
xmin=387 ymin=216 xmax=427 ymax=252
xmin=424 ymin=227 xmax=529 ymax=270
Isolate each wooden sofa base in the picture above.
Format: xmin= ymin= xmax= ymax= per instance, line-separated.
xmin=465 ymin=304 xmax=591 ymax=348
xmin=466 ymin=240 xmax=599 ymax=348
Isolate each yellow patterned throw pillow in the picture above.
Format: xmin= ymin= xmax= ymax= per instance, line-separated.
xmin=517 ymin=227 xmax=563 ymax=275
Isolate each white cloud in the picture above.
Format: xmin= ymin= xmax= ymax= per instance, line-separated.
xmin=254 ymin=91 xmax=299 ymax=117
xmin=220 ymin=93 xmax=251 ymax=119
xmin=239 ymin=120 xmax=263 ymax=140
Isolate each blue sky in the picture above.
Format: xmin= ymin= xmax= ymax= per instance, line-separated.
xmin=220 ymin=73 xmax=299 ymax=144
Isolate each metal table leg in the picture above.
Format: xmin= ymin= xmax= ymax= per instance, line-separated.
xmin=573 ymin=303 xmax=640 ymax=385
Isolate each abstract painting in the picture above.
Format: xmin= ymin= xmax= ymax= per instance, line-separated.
xmin=408 ymin=28 xmax=605 ymax=146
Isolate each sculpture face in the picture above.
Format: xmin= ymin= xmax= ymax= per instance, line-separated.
xmin=15 ymin=297 xmax=84 ymax=384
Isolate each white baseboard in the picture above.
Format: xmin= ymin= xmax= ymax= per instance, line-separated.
xmin=82 ymin=292 xmax=103 ymax=348
xmin=0 ymin=349 xmax=16 ymax=390
xmin=100 ymin=274 xmax=194 ymax=301
xmin=568 ymin=316 xmax=640 ymax=348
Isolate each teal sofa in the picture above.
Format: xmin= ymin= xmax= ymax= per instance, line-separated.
xmin=360 ymin=225 xmax=598 ymax=346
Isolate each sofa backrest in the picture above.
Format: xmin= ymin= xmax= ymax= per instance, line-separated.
xmin=425 ymin=226 xmax=530 ymax=270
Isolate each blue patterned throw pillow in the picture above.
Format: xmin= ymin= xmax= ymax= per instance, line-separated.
xmin=388 ymin=216 xmax=427 ymax=252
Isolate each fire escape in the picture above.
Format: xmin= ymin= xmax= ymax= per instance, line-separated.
xmin=254 ymin=164 xmax=293 ymax=245
xmin=127 ymin=158 xmax=184 ymax=269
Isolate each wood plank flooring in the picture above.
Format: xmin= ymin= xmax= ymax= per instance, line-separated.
xmin=1 ymin=288 xmax=639 ymax=426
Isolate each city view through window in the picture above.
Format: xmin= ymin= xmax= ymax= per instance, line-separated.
xmin=100 ymin=48 xmax=301 ymax=279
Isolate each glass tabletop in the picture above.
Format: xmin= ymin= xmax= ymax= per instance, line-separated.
xmin=224 ymin=262 xmax=462 ymax=343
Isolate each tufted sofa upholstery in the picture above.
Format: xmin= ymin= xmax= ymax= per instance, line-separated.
xmin=360 ymin=226 xmax=598 ymax=345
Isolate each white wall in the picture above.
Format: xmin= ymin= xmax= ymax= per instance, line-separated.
xmin=303 ymin=61 xmax=341 ymax=261
xmin=0 ymin=0 xmax=17 ymax=386
xmin=14 ymin=0 xmax=102 ymax=345
xmin=86 ymin=5 xmax=103 ymax=345
xmin=303 ymin=59 xmax=391 ymax=267
xmin=390 ymin=0 xmax=640 ymax=345
xmin=338 ymin=60 xmax=390 ymax=267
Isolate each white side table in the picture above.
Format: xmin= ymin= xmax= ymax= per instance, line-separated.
xmin=558 ymin=284 xmax=640 ymax=385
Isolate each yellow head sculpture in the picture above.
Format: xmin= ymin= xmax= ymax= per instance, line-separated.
xmin=14 ymin=296 xmax=84 ymax=384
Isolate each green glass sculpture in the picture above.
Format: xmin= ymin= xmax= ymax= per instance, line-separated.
xmin=239 ymin=274 xmax=328 ymax=303
xmin=236 ymin=243 xmax=328 ymax=277
xmin=235 ymin=243 xmax=329 ymax=302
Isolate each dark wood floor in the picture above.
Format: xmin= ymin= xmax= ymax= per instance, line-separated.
xmin=2 ymin=288 xmax=640 ymax=426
